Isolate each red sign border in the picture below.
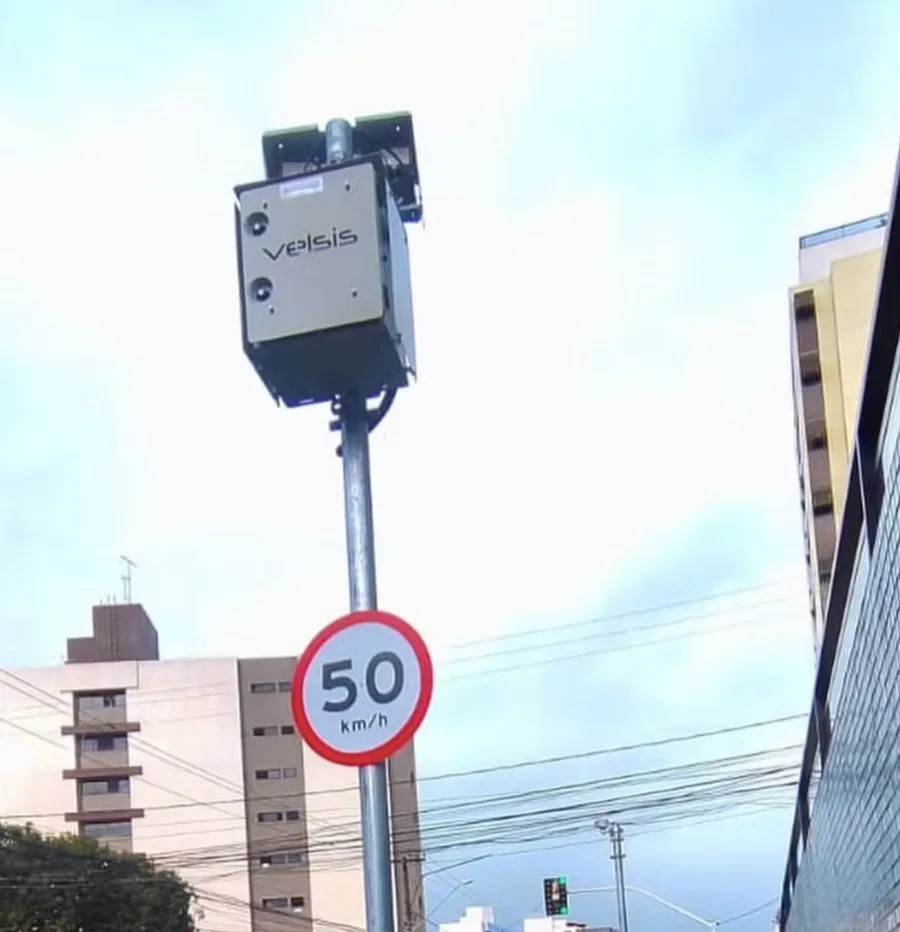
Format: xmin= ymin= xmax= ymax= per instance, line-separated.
xmin=290 ymin=610 xmax=434 ymax=767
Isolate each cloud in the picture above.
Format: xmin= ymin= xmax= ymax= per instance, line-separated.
xmin=1 ymin=0 xmax=899 ymax=928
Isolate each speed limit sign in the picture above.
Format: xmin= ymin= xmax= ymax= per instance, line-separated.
xmin=291 ymin=610 xmax=434 ymax=767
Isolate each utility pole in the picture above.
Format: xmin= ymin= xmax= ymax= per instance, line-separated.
xmin=596 ymin=819 xmax=629 ymax=932
xmin=611 ymin=824 xmax=629 ymax=932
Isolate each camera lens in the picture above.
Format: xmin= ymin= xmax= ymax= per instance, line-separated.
xmin=250 ymin=278 xmax=273 ymax=302
xmin=246 ymin=211 xmax=269 ymax=237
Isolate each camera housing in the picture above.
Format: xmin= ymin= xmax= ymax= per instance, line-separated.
xmin=235 ymin=155 xmax=415 ymax=408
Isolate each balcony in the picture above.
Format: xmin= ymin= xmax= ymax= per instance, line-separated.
xmin=814 ymin=511 xmax=837 ymax=568
xmin=73 ymin=691 xmax=128 ymax=728
xmin=73 ymin=817 xmax=140 ymax=855
xmin=808 ymin=447 xmax=832 ymax=497
xmin=806 ymin=417 xmax=827 ymax=449
xmin=802 ymin=381 xmax=825 ymax=423
xmin=63 ymin=733 xmax=141 ymax=780
xmin=795 ymin=309 xmax=819 ymax=355
xmin=79 ymin=790 xmax=132 ymax=814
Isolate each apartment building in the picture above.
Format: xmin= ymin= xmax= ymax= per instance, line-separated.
xmin=788 ymin=212 xmax=888 ymax=653
xmin=779 ymin=150 xmax=900 ymax=932
xmin=0 ymin=602 xmax=426 ymax=932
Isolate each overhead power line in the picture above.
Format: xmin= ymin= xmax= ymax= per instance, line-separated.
xmin=0 ymin=668 xmax=328 ymax=829
xmin=444 ymin=613 xmax=786 ymax=681
xmin=1 ymin=741 xmax=799 ymax=824
xmin=447 ymin=577 xmax=797 ymax=649
xmin=442 ymin=596 xmax=789 ymax=667
xmin=0 ymin=740 xmax=799 ymax=876
xmin=718 ymin=897 xmax=780 ymax=925
xmin=0 ymin=709 xmax=805 ymax=823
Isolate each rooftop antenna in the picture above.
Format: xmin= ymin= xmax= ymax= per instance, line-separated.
xmin=120 ymin=555 xmax=137 ymax=604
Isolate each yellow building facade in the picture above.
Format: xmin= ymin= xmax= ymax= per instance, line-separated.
xmin=789 ymin=214 xmax=888 ymax=654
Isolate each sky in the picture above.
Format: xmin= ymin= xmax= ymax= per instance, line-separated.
xmin=0 ymin=0 xmax=899 ymax=930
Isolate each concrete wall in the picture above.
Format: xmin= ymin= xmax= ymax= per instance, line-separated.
xmin=830 ymin=249 xmax=883 ymax=442
xmin=0 ymin=660 xmax=252 ymax=932
xmin=798 ymin=221 xmax=886 ymax=283
xmin=301 ymin=739 xmax=367 ymax=932
xmin=790 ymin=243 xmax=884 ymax=655
xmin=237 ymin=657 xmax=314 ymax=932
xmin=129 ymin=659 xmax=252 ymax=932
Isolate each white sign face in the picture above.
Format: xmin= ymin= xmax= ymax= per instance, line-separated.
xmin=298 ymin=619 xmax=426 ymax=761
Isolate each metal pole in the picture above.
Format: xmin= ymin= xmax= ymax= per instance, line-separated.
xmin=614 ymin=826 xmax=630 ymax=932
xmin=609 ymin=830 xmax=625 ymax=932
xmin=328 ymin=116 xmax=396 ymax=932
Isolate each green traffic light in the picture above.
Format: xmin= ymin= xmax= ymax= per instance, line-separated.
xmin=560 ymin=908 xmax=569 ymax=916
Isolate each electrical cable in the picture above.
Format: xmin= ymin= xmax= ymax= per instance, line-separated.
xmin=0 ymin=582 xmax=800 ymax=729
xmin=0 ymin=578 xmax=807 ymax=909
xmin=441 ymin=597 xmax=789 ymax=667
xmin=0 ymin=713 xmax=804 ymax=820
xmin=0 ymin=747 xmax=800 ymax=874
xmin=3 ymin=754 xmax=798 ymax=864
xmin=444 ymin=613 xmax=787 ymax=682
xmin=0 ymin=669 xmax=334 ymax=832
xmin=329 ymin=385 xmax=397 ymax=457
xmin=718 ymin=897 xmax=780 ymax=925
xmin=447 ymin=578 xmax=797 ymax=649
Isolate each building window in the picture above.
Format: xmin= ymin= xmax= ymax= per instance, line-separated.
xmin=255 ymin=768 xmax=297 ymax=780
xmin=260 ymin=852 xmax=305 ymax=868
xmin=261 ymin=896 xmax=305 ymax=912
xmin=250 ymin=682 xmax=277 ymax=694
xmin=76 ymin=692 xmax=126 ymax=712
xmin=277 ymin=681 xmax=292 ymax=693
xmin=80 ymin=734 xmax=128 ymax=753
xmin=82 ymin=820 xmax=132 ymax=839
xmin=262 ymin=897 xmax=289 ymax=910
xmin=253 ymin=724 xmax=296 ymax=737
xmin=257 ymin=810 xmax=300 ymax=823
xmin=80 ymin=778 xmax=130 ymax=796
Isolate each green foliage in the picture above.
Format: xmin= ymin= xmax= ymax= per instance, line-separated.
xmin=0 ymin=822 xmax=196 ymax=932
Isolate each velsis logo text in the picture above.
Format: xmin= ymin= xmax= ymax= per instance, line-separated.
xmin=263 ymin=228 xmax=358 ymax=261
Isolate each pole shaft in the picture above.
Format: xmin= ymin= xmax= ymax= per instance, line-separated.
xmin=609 ymin=830 xmax=624 ymax=932
xmin=326 ymin=116 xmax=396 ymax=932
xmin=341 ymin=390 xmax=396 ymax=932
xmin=616 ymin=827 xmax=630 ymax=932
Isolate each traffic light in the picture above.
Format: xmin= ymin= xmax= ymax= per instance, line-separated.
xmin=543 ymin=876 xmax=569 ymax=916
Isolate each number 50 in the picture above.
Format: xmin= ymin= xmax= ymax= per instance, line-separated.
xmin=321 ymin=651 xmax=404 ymax=713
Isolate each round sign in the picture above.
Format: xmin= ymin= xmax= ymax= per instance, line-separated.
xmin=291 ymin=610 xmax=433 ymax=767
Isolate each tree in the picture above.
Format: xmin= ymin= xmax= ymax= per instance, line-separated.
xmin=0 ymin=822 xmax=197 ymax=932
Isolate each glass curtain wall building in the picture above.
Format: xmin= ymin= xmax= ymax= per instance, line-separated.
xmin=779 ymin=151 xmax=900 ymax=932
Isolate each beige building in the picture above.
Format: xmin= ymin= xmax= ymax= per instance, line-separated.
xmin=0 ymin=602 xmax=425 ymax=932
xmin=789 ymin=213 xmax=888 ymax=654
